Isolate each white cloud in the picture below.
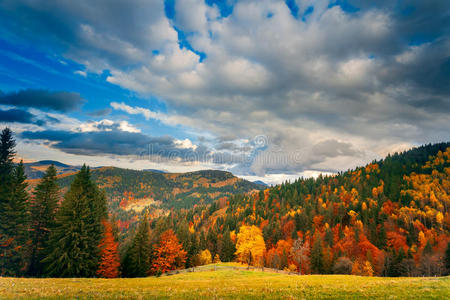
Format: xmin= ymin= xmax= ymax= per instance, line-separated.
xmin=74 ymin=70 xmax=87 ymax=77
xmin=78 ymin=119 xmax=141 ymax=133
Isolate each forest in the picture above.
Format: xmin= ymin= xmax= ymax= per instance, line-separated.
xmin=0 ymin=127 xmax=449 ymax=278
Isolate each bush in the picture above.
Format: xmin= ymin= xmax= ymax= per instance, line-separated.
xmin=333 ymin=257 xmax=353 ymax=274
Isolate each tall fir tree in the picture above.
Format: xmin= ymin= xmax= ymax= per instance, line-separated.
xmin=28 ymin=165 xmax=60 ymax=276
xmin=0 ymin=128 xmax=16 ymax=276
xmin=122 ymin=215 xmax=151 ymax=277
xmin=42 ymin=165 xmax=107 ymax=277
xmin=445 ymin=242 xmax=450 ymax=276
xmin=9 ymin=161 xmax=30 ymax=275
xmin=0 ymin=129 xmax=29 ymax=276
xmin=220 ymin=229 xmax=236 ymax=262
xmin=311 ymin=235 xmax=324 ymax=274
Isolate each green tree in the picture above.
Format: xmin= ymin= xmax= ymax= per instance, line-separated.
xmin=0 ymin=128 xmax=29 ymax=276
xmin=220 ymin=229 xmax=236 ymax=262
xmin=311 ymin=235 xmax=324 ymax=274
xmin=43 ymin=165 xmax=107 ymax=277
xmin=445 ymin=242 xmax=450 ymax=276
xmin=0 ymin=128 xmax=16 ymax=276
xmin=28 ymin=165 xmax=60 ymax=276
xmin=122 ymin=215 xmax=151 ymax=277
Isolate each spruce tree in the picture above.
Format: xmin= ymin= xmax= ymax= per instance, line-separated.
xmin=445 ymin=242 xmax=450 ymax=276
xmin=311 ymin=235 xmax=324 ymax=274
xmin=122 ymin=215 xmax=151 ymax=277
xmin=9 ymin=161 xmax=30 ymax=274
xmin=0 ymin=128 xmax=16 ymax=276
xmin=220 ymin=229 xmax=236 ymax=262
xmin=42 ymin=165 xmax=107 ymax=277
xmin=0 ymin=129 xmax=29 ymax=276
xmin=28 ymin=165 xmax=60 ymax=276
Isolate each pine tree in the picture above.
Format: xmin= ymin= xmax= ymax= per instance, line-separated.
xmin=28 ymin=165 xmax=60 ymax=276
xmin=220 ymin=229 xmax=236 ymax=262
xmin=185 ymin=233 xmax=199 ymax=268
xmin=9 ymin=161 xmax=30 ymax=274
xmin=311 ymin=235 xmax=324 ymax=274
xmin=122 ymin=216 xmax=151 ymax=277
xmin=42 ymin=165 xmax=107 ymax=277
xmin=0 ymin=128 xmax=16 ymax=276
xmin=0 ymin=128 xmax=29 ymax=276
xmin=445 ymin=242 xmax=450 ymax=276
xmin=97 ymin=220 xmax=120 ymax=278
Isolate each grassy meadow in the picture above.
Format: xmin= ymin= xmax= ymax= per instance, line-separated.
xmin=0 ymin=264 xmax=448 ymax=299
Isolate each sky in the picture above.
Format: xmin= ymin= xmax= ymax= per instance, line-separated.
xmin=0 ymin=0 xmax=449 ymax=185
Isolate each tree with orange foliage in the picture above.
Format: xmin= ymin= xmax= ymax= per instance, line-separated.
xmin=96 ymin=220 xmax=120 ymax=278
xmin=152 ymin=229 xmax=187 ymax=274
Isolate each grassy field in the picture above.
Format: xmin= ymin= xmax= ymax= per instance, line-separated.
xmin=0 ymin=264 xmax=448 ymax=299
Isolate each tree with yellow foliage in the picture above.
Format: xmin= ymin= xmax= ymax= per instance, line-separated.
xmin=235 ymin=225 xmax=266 ymax=267
xmin=198 ymin=249 xmax=212 ymax=265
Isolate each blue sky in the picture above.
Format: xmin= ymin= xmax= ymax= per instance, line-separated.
xmin=0 ymin=0 xmax=449 ymax=184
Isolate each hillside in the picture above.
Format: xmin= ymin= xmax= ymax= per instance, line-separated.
xmin=1 ymin=265 xmax=448 ymax=299
xmin=56 ymin=167 xmax=264 ymax=210
xmin=149 ymin=143 xmax=450 ymax=276
xmin=23 ymin=160 xmax=84 ymax=179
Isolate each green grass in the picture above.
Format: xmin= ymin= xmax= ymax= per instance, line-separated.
xmin=0 ymin=264 xmax=448 ymax=299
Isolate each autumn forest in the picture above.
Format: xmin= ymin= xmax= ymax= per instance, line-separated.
xmin=0 ymin=127 xmax=449 ymax=279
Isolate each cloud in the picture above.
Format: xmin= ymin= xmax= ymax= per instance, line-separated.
xmin=78 ymin=119 xmax=141 ymax=133
xmin=20 ymin=129 xmax=209 ymax=160
xmin=0 ymin=108 xmax=44 ymax=125
xmin=1 ymin=0 xmax=449 ymax=178
xmin=0 ymin=89 xmax=85 ymax=112
xmin=87 ymin=108 xmax=112 ymax=117
xmin=74 ymin=70 xmax=87 ymax=77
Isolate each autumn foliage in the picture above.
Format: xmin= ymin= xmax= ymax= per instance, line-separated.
xmin=235 ymin=225 xmax=266 ymax=266
xmin=97 ymin=220 xmax=120 ymax=278
xmin=152 ymin=229 xmax=187 ymax=274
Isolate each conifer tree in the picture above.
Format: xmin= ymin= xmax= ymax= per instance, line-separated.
xmin=9 ymin=161 xmax=30 ymax=274
xmin=445 ymin=242 xmax=450 ymax=276
xmin=122 ymin=215 xmax=151 ymax=277
xmin=43 ymin=165 xmax=107 ymax=277
xmin=220 ymin=229 xmax=236 ymax=262
xmin=311 ymin=235 xmax=324 ymax=274
xmin=0 ymin=128 xmax=16 ymax=276
xmin=0 ymin=129 xmax=29 ymax=276
xmin=28 ymin=165 xmax=59 ymax=276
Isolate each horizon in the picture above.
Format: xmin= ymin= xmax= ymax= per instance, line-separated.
xmin=1 ymin=0 xmax=449 ymax=185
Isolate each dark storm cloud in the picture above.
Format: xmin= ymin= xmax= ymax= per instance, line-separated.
xmin=20 ymin=129 xmax=211 ymax=159
xmin=87 ymin=108 xmax=112 ymax=117
xmin=0 ymin=108 xmax=44 ymax=126
xmin=0 ymin=89 xmax=85 ymax=112
xmin=311 ymin=140 xmax=363 ymax=158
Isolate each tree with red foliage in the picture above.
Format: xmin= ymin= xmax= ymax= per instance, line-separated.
xmin=152 ymin=229 xmax=187 ymax=274
xmin=97 ymin=220 xmax=120 ymax=278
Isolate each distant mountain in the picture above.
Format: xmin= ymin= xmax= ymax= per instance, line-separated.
xmin=23 ymin=160 xmax=83 ymax=179
xmin=27 ymin=160 xmax=70 ymax=167
xmin=56 ymin=167 xmax=265 ymax=210
xmin=142 ymin=168 xmax=167 ymax=173
xmin=253 ymin=180 xmax=268 ymax=186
